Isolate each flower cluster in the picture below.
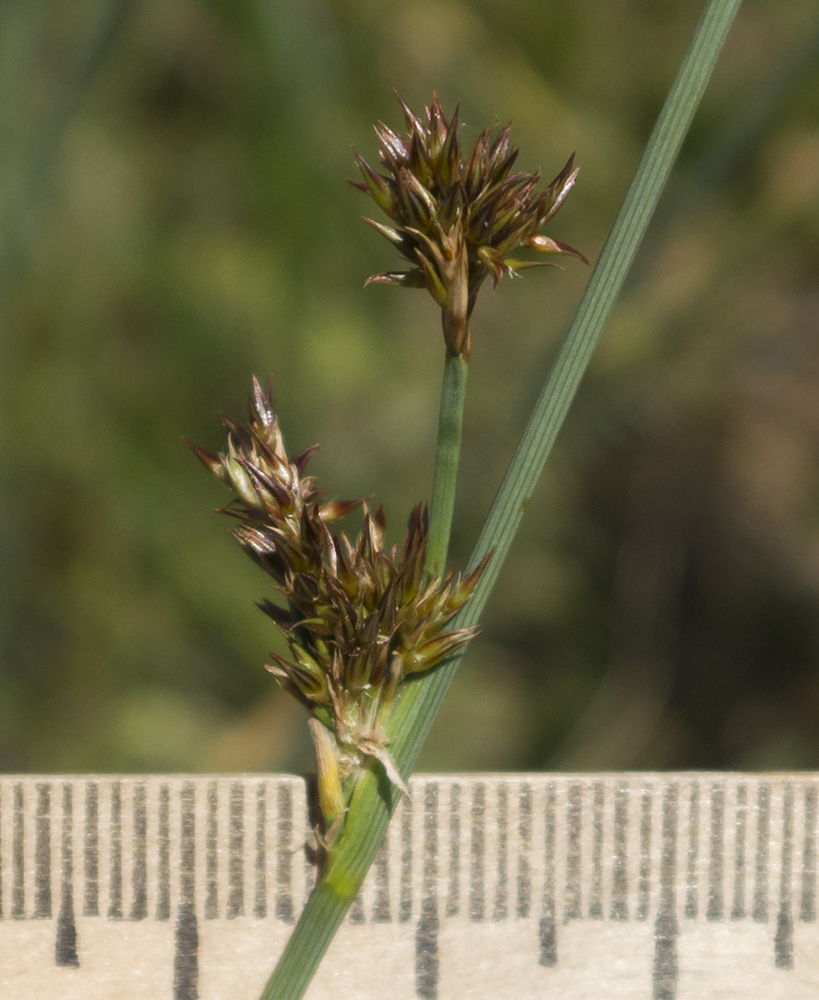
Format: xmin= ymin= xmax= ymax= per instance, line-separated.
xmin=351 ymin=93 xmax=587 ymax=358
xmin=187 ymin=379 xmax=486 ymax=827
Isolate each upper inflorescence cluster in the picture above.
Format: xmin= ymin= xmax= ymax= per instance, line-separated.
xmin=352 ymin=93 xmax=587 ymax=358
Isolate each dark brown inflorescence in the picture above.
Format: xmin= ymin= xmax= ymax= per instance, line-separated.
xmin=351 ymin=93 xmax=587 ymax=359
xmin=187 ymin=378 xmax=486 ymax=825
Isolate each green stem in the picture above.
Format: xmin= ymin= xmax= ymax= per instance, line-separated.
xmin=256 ymin=879 xmax=355 ymax=1000
xmin=257 ymin=2 xmax=743 ymax=997
xmin=425 ymin=348 xmax=469 ymax=574
xmin=259 ymin=344 xmax=468 ymax=1000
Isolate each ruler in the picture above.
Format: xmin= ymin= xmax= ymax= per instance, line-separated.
xmin=1 ymin=773 xmax=817 ymax=999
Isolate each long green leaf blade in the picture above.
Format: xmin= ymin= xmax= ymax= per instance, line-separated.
xmin=258 ymin=2 xmax=744 ymax=997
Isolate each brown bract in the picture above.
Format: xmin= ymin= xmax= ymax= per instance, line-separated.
xmin=351 ymin=93 xmax=588 ymax=359
xmin=186 ymin=378 xmax=487 ymax=803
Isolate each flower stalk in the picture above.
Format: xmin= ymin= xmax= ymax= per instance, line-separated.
xmin=426 ymin=349 xmax=469 ymax=575
xmin=352 ymin=91 xmax=588 ymax=576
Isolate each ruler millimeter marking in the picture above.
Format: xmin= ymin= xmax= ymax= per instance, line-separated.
xmin=0 ymin=774 xmax=818 ymax=999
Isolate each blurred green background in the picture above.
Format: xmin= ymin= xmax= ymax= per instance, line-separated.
xmin=2 ymin=0 xmax=819 ymax=775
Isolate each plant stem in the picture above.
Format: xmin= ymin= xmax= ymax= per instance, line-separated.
xmin=425 ymin=348 xmax=469 ymax=574
xmin=257 ymin=2 xmax=743 ymax=997
xmin=260 ymin=343 xmax=469 ymax=1000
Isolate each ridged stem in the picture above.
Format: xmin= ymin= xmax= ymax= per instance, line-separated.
xmin=425 ymin=348 xmax=469 ymax=575
xmin=256 ymin=2 xmax=743 ymax=997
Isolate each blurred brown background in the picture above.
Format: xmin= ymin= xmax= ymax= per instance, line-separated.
xmin=2 ymin=0 xmax=818 ymax=775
